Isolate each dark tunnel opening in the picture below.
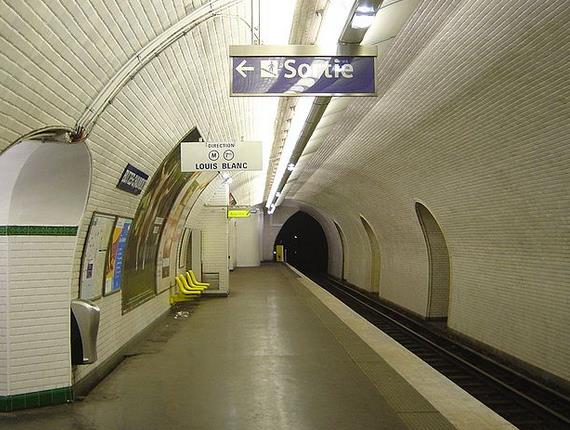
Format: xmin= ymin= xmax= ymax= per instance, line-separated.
xmin=274 ymin=211 xmax=328 ymax=275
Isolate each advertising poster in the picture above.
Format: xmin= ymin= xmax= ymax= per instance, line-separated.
xmin=80 ymin=213 xmax=115 ymax=300
xmin=160 ymin=180 xmax=200 ymax=281
xmin=121 ymin=130 xmax=201 ymax=312
xmin=104 ymin=217 xmax=132 ymax=295
xmin=178 ymin=228 xmax=191 ymax=269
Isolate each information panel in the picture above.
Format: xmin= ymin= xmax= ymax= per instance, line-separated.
xmin=80 ymin=213 xmax=115 ymax=300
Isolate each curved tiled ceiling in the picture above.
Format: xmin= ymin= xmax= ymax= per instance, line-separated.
xmin=0 ymin=0 xmax=295 ymax=206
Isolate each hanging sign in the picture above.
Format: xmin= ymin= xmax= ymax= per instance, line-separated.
xmin=181 ymin=141 xmax=262 ymax=172
xmin=229 ymin=45 xmax=377 ymax=97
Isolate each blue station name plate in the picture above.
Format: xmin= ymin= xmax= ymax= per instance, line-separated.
xmin=229 ymin=45 xmax=377 ymax=97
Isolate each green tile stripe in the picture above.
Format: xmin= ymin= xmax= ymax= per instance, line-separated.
xmin=0 ymin=387 xmax=73 ymax=412
xmin=0 ymin=225 xmax=78 ymax=236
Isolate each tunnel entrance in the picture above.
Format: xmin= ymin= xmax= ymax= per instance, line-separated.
xmin=274 ymin=211 xmax=328 ymax=275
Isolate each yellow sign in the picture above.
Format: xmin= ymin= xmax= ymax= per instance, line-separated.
xmin=227 ymin=209 xmax=251 ymax=218
xmin=275 ymin=245 xmax=284 ymax=262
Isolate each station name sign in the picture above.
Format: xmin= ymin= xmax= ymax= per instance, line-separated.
xmin=181 ymin=141 xmax=262 ymax=172
xmin=116 ymin=163 xmax=148 ymax=195
xmin=229 ymin=45 xmax=377 ymax=97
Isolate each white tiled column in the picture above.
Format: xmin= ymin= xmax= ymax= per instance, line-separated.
xmin=6 ymin=235 xmax=74 ymax=395
xmin=186 ymin=180 xmax=230 ymax=294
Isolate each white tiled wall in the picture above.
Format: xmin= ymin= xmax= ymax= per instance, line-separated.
xmin=290 ymin=0 xmax=570 ymax=382
xmin=235 ymin=214 xmax=262 ymax=267
xmin=1 ymin=0 xmax=259 ymax=392
xmin=185 ymin=179 xmax=229 ymax=293
xmin=73 ymin=286 xmax=170 ymax=383
xmin=4 ymin=236 xmax=75 ymax=395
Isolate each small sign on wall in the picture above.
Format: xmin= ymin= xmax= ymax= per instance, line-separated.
xmin=117 ymin=164 xmax=149 ymax=195
xmin=228 ymin=209 xmax=251 ymax=218
xmin=275 ymin=245 xmax=285 ymax=262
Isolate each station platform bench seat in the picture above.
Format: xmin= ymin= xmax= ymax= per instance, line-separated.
xmin=170 ymin=275 xmax=202 ymax=304
xmin=169 ymin=271 xmax=211 ymax=304
xmin=186 ymin=271 xmax=209 ymax=289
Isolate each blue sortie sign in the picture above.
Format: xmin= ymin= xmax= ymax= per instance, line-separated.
xmin=231 ymin=56 xmax=376 ymax=96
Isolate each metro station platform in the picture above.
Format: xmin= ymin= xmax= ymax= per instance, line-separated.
xmin=1 ymin=264 xmax=513 ymax=430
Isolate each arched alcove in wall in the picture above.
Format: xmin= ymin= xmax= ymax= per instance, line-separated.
xmin=0 ymin=136 xmax=92 ymax=398
xmin=333 ymin=221 xmax=347 ymax=281
xmin=0 ymin=140 xmax=91 ymax=226
xmin=359 ymin=215 xmax=381 ymax=294
xmin=415 ymin=202 xmax=451 ymax=320
xmin=274 ymin=211 xmax=328 ymax=274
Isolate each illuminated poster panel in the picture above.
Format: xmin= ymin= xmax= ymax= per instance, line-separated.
xmin=104 ymin=217 xmax=133 ymax=295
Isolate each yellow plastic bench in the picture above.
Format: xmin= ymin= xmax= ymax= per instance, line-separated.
xmin=176 ymin=275 xmax=203 ymax=295
xmin=188 ymin=270 xmax=210 ymax=288
xmin=170 ymin=275 xmax=203 ymax=305
xmin=185 ymin=272 xmax=207 ymax=290
xmin=170 ymin=293 xmax=195 ymax=305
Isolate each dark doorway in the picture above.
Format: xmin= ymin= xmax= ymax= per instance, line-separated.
xmin=275 ymin=211 xmax=328 ymax=274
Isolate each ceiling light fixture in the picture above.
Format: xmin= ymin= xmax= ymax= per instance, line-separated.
xmin=266 ymin=96 xmax=314 ymax=208
xmin=351 ymin=5 xmax=376 ymax=29
xmin=265 ymin=0 xmax=378 ymax=212
xmin=249 ymin=0 xmax=296 ymax=205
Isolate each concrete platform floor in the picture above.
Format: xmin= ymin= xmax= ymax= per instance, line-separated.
xmin=1 ymin=264 xmax=455 ymax=429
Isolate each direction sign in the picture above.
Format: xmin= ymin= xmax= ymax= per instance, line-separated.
xmin=229 ymin=45 xmax=377 ymax=97
xmin=181 ymin=141 xmax=262 ymax=172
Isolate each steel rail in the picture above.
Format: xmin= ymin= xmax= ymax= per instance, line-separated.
xmin=316 ymin=275 xmax=570 ymax=428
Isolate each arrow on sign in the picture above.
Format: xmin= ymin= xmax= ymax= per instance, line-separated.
xmin=236 ymin=59 xmax=254 ymax=78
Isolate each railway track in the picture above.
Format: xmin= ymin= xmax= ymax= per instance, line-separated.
xmin=311 ymin=274 xmax=570 ymax=430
